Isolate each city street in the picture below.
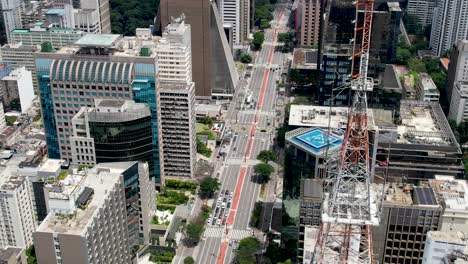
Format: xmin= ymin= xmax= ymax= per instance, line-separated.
xmin=173 ymin=2 xmax=290 ymax=264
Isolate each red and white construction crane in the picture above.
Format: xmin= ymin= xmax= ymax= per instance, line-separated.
xmin=313 ymin=0 xmax=383 ymax=263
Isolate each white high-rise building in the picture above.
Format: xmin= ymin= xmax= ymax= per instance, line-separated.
xmin=0 ymin=167 xmax=37 ymax=249
xmin=0 ymin=43 xmax=38 ymax=90
xmin=407 ymin=0 xmax=437 ymax=28
xmin=156 ymin=16 xmax=192 ymax=84
xmin=430 ymin=0 xmax=468 ymax=57
xmin=0 ymin=66 xmax=34 ymax=113
xmin=0 ymin=0 xmax=25 ymax=41
xmin=448 ymin=41 xmax=468 ymax=124
xmin=448 ymin=81 xmax=468 ymax=124
xmin=422 ymin=231 xmax=468 ymax=264
xmin=34 ymin=166 xmax=131 ymax=264
xmin=219 ymin=0 xmax=241 ymax=45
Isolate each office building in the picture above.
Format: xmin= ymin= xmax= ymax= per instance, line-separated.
xmin=0 ymin=0 xmax=25 ymax=42
xmin=45 ymin=7 xmax=75 ymax=29
xmin=34 ymin=166 xmax=131 ymax=264
xmin=407 ymin=0 xmax=437 ymax=28
xmin=218 ymin=0 xmax=240 ymax=45
xmin=299 ymin=0 xmax=320 ymax=47
xmin=0 ymin=43 xmax=38 ymax=90
xmin=94 ymin=162 xmax=155 ymax=246
xmin=285 ymin=127 xmax=343 ymax=178
xmin=297 ymin=179 xmax=322 ymax=263
xmin=157 ymin=81 xmax=196 ymax=179
xmin=422 ymin=231 xmax=468 ymax=264
xmin=447 ymin=41 xmax=468 ymax=123
xmin=375 ymin=100 xmax=463 ymax=181
xmin=430 ymin=0 xmax=468 ymax=57
xmin=156 ymin=16 xmax=192 ymax=84
xmin=318 ymin=44 xmax=353 ymax=105
xmin=158 ymin=0 xmax=238 ymax=98
xmin=448 ymin=81 xmax=468 ymax=124
xmin=372 ymin=183 xmax=443 ymax=264
xmin=369 ymin=2 xmax=401 ymax=77
xmin=9 ymin=24 xmax=84 ymax=49
xmin=416 ymin=73 xmax=440 ymax=101
xmin=35 ymin=33 xmax=161 ymax=181
xmin=70 ymin=99 xmax=154 ymax=177
xmin=0 ymin=66 xmax=34 ymax=113
xmin=0 ymin=247 xmax=26 ymax=264
xmin=0 ymin=167 xmax=37 ymax=249
xmin=429 ymin=176 xmax=468 ymax=233
xmin=79 ymin=0 xmax=111 ymax=34
xmin=239 ymin=0 xmax=251 ymax=44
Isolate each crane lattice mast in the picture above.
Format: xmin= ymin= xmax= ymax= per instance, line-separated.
xmin=313 ymin=0 xmax=381 ymax=263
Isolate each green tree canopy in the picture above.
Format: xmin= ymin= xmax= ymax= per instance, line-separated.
xmin=257 ymin=150 xmax=276 ymax=162
xmin=199 ymin=176 xmax=220 ymax=198
xmin=395 ymin=48 xmax=412 ymax=64
xmin=254 ymin=163 xmax=274 ymax=183
xmin=185 ymin=221 xmax=204 ymax=245
xmin=253 ymin=32 xmax=265 ymax=51
xmin=200 ymin=116 xmax=213 ymax=126
xmin=237 ymin=237 xmax=260 ymax=264
xmin=184 ymin=256 xmax=195 ymax=264
xmin=110 ymin=0 xmax=159 ymax=36
xmin=260 ymin=19 xmax=270 ymax=29
xmin=240 ymin=54 xmax=253 ymax=63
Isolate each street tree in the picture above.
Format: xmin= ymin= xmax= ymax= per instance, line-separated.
xmin=240 ymin=54 xmax=253 ymax=63
xmin=184 ymin=256 xmax=195 ymax=264
xmin=199 ymin=176 xmax=220 ymax=198
xmin=254 ymin=163 xmax=274 ymax=183
xmin=252 ymin=32 xmax=265 ymax=51
xmin=257 ymin=150 xmax=276 ymax=162
xmin=185 ymin=221 xmax=204 ymax=245
xmin=237 ymin=237 xmax=260 ymax=264
xmin=200 ymin=116 xmax=213 ymax=126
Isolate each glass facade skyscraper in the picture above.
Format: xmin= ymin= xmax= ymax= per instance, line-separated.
xmin=35 ymin=34 xmax=161 ymax=182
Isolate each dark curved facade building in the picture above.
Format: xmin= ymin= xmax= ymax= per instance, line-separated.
xmin=71 ymin=99 xmax=154 ymax=177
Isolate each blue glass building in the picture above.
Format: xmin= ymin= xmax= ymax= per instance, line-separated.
xmin=35 ymin=34 xmax=161 ymax=182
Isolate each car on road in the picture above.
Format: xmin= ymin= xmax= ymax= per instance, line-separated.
xmin=229 ymin=240 xmax=233 ymax=246
xmin=217 ymin=219 xmax=221 ymax=226
xmin=218 ymin=197 xmax=222 ymax=203
xmin=222 ymin=218 xmax=226 ymax=225
xmin=215 ymin=207 xmax=220 ymax=215
xmin=230 ymin=192 xmax=233 ymax=198
xmin=224 ymin=210 xmax=228 ymax=217
xmin=220 ymin=208 xmax=224 ymax=217
xmin=222 ymin=202 xmax=226 ymax=208
xmin=225 ymin=190 xmax=229 ymax=195
xmin=207 ymin=217 xmax=212 ymax=225
xmin=233 ymin=147 xmax=237 ymax=152
xmin=223 ymin=197 xmax=227 ymax=203
xmin=227 ymin=202 xmax=231 ymax=208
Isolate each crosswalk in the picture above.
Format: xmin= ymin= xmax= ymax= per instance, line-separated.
xmin=230 ymin=229 xmax=253 ymax=240
xmin=204 ymin=227 xmax=223 ymax=238
xmin=203 ymin=227 xmax=253 ymax=240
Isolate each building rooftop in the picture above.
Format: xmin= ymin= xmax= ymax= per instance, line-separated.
xmin=384 ymin=182 xmax=441 ymax=207
xmin=418 ymin=73 xmax=439 ymax=94
xmin=45 ymin=9 xmax=64 ymax=15
xmin=387 ymin=2 xmax=402 ymax=11
xmin=0 ymin=247 xmax=23 ymax=264
xmin=427 ymin=231 xmax=467 ymax=244
xmin=292 ymin=48 xmax=318 ymax=70
xmin=397 ymin=100 xmax=456 ymax=146
xmin=0 ymin=167 xmax=26 ymax=191
xmin=382 ymin=64 xmax=403 ymax=91
xmin=286 ymin=127 xmax=343 ymax=157
xmin=75 ymin=34 xmax=121 ymax=48
xmin=39 ymin=159 xmax=65 ymax=174
xmin=96 ymin=99 xmax=126 ymax=108
xmin=37 ymin=167 xmax=122 ymax=234
xmin=288 ymin=105 xmax=393 ymax=129
xmin=430 ymin=176 xmax=468 ymax=211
